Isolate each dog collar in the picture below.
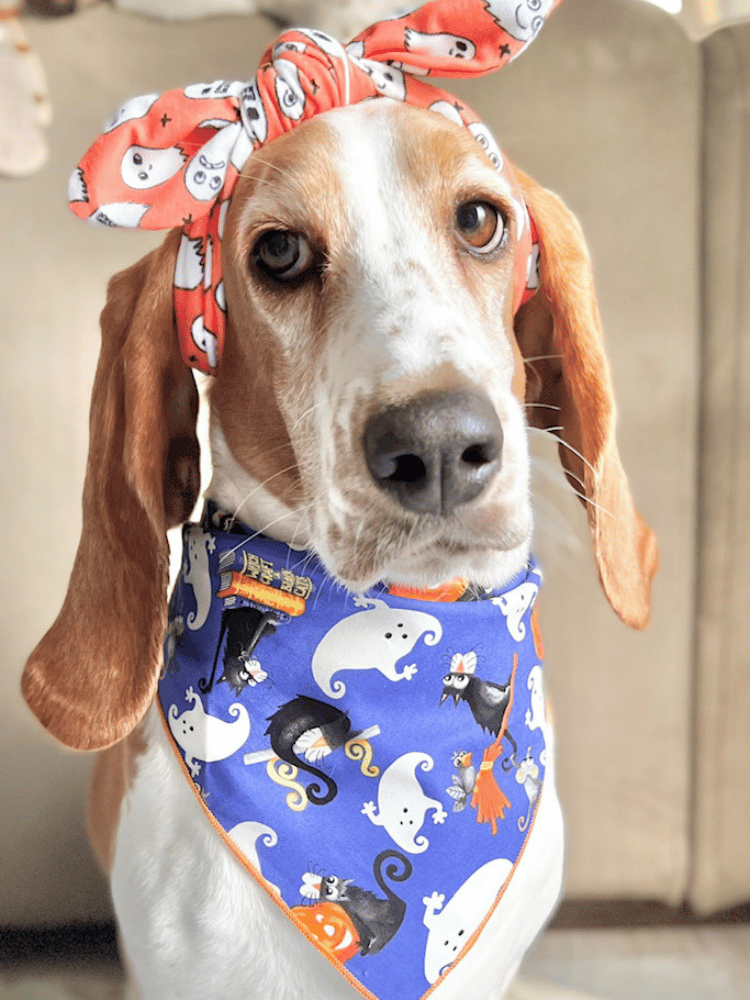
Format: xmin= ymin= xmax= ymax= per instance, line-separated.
xmin=159 ymin=504 xmax=550 ymax=1000
xmin=69 ymin=0 xmax=562 ymax=374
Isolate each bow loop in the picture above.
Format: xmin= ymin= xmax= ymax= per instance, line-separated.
xmin=350 ymin=0 xmax=558 ymax=78
xmin=70 ymin=85 xmax=246 ymax=231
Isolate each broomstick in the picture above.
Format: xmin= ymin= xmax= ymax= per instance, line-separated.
xmin=470 ymin=654 xmax=517 ymax=835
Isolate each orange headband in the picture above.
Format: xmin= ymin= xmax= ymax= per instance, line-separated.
xmin=69 ymin=0 xmax=562 ymax=373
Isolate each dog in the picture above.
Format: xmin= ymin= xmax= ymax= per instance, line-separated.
xmin=22 ymin=21 xmax=657 ymax=1000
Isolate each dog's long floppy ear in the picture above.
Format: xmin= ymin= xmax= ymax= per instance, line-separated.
xmin=22 ymin=229 xmax=200 ymax=751
xmin=514 ymin=170 xmax=657 ymax=629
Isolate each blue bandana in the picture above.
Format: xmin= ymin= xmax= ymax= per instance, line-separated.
xmin=159 ymin=505 xmax=549 ymax=1000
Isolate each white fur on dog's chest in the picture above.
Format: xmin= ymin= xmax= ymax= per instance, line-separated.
xmin=112 ymin=705 xmax=563 ymax=1000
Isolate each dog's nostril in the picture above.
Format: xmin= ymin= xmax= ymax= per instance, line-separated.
xmin=386 ymin=454 xmax=427 ymax=484
xmin=461 ymin=443 xmax=495 ymax=467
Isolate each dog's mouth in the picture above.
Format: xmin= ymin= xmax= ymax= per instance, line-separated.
xmin=314 ymin=503 xmax=532 ymax=593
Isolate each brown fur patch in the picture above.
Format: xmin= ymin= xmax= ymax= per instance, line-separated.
xmin=215 ymin=116 xmax=351 ymax=506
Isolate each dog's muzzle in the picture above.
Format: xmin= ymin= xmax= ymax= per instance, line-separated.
xmin=363 ymin=388 xmax=503 ymax=517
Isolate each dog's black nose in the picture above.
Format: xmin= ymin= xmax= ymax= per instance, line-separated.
xmin=363 ymin=389 xmax=503 ymax=516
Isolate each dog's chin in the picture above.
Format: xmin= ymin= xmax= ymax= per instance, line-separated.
xmin=383 ymin=540 xmax=533 ymax=592
xmin=317 ymin=520 xmax=533 ymax=594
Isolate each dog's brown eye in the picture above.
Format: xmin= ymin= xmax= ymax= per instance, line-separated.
xmin=254 ymin=229 xmax=314 ymax=280
xmin=454 ymin=201 xmax=505 ymax=254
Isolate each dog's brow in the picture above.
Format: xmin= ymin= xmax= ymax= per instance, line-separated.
xmin=328 ymin=104 xmax=515 ymax=243
xmin=325 ymin=109 xmax=396 ymax=251
xmin=236 ymin=116 xmax=346 ymax=240
xmin=323 ymin=104 xmax=464 ymax=268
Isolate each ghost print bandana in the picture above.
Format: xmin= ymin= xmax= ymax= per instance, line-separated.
xmin=159 ymin=505 xmax=550 ymax=1000
xmin=69 ymin=0 xmax=562 ymax=374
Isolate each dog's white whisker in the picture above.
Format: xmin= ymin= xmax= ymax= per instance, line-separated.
xmin=528 ymin=424 xmax=598 ymax=479
xmin=284 ymin=508 xmax=313 ymax=563
xmin=231 ymin=464 xmax=300 ymax=524
xmin=567 ymin=488 xmax=615 ymax=518
xmin=536 ymin=457 xmax=586 ymax=499
xmin=289 ymin=395 xmax=336 ymax=432
xmin=253 ymin=504 xmax=313 ymax=542
xmin=247 ymin=156 xmax=300 ymax=186
xmin=222 ymin=503 xmax=313 ymax=557
xmin=530 ymin=443 xmax=613 ymax=518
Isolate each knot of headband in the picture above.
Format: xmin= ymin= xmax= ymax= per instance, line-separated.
xmin=69 ymin=0 xmax=562 ymax=374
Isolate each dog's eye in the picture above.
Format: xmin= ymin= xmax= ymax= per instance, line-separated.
xmin=454 ymin=201 xmax=505 ymax=254
xmin=253 ymin=230 xmax=314 ymax=281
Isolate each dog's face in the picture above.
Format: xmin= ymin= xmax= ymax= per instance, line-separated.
xmin=214 ymin=100 xmax=532 ymax=591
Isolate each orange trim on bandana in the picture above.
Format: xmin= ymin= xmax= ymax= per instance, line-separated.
xmin=388 ymin=578 xmax=469 ymax=603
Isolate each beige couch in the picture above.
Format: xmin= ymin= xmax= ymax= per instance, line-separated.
xmin=1 ymin=0 xmax=747 ymax=928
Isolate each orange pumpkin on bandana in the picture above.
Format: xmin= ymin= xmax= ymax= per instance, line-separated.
xmin=292 ymin=902 xmax=361 ymax=963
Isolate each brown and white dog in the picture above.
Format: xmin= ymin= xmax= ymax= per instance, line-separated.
xmin=22 ymin=99 xmax=657 ymax=999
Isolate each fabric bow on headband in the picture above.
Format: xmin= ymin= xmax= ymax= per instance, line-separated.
xmin=69 ymin=0 xmax=562 ymax=374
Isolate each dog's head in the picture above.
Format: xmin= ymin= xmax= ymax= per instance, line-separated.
xmin=22 ymin=99 xmax=656 ymax=751
xmin=213 ymin=101 xmax=535 ymax=591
